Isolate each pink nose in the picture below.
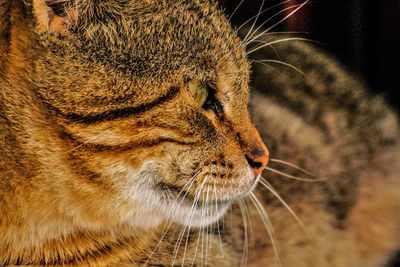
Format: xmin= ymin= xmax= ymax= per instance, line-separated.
xmin=245 ymin=147 xmax=269 ymax=177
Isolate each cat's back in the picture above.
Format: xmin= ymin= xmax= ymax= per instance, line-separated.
xmin=246 ymin=34 xmax=399 ymax=266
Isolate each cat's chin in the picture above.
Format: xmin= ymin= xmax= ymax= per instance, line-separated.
xmin=115 ymin=162 xmax=257 ymax=229
xmin=125 ymin=197 xmax=232 ymax=230
xmin=159 ymin=176 xmax=261 ymax=228
xmin=166 ymin=199 xmax=232 ymax=228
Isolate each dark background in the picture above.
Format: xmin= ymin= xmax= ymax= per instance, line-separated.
xmin=220 ymin=0 xmax=400 ymax=110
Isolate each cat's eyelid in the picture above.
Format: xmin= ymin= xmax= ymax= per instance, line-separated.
xmin=207 ymin=83 xmax=218 ymax=93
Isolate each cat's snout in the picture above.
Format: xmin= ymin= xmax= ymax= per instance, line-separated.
xmin=245 ymin=146 xmax=269 ymax=178
xmin=236 ymin=124 xmax=269 ymax=178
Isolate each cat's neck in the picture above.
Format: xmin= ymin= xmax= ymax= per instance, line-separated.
xmin=0 ymin=220 xmax=158 ymax=265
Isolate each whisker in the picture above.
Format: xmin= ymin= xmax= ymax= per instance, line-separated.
xmin=259 ymin=178 xmax=312 ymax=238
xmin=210 ymin=212 xmax=215 ymax=264
xmin=183 ymin=177 xmax=208 ymax=266
xmin=145 ymin=171 xmax=200 ymax=265
xmin=144 ymin=224 xmax=170 ymax=264
xmin=181 ymin=227 xmax=191 ymax=267
xmin=253 ymin=59 xmax=305 ymax=75
xmin=213 ymin=180 xmax=225 ymax=262
xmin=251 ymin=30 xmax=307 ymax=36
xmin=249 ymin=60 xmax=284 ymax=77
xmin=228 ymin=0 xmax=245 ymax=21
xmin=199 ymin=177 xmax=208 ymax=266
xmin=189 ymin=176 xmax=209 ymax=267
xmin=247 ymin=0 xmax=310 ymax=46
xmin=180 ymin=189 xmax=202 ymax=266
xmin=243 ymin=198 xmax=255 ymax=248
xmin=172 ymin=218 xmax=192 ymax=265
xmin=191 ymin=229 xmax=202 ymax=267
xmin=242 ymin=0 xmax=265 ymax=44
xmin=265 ymin=166 xmax=327 ymax=182
xmin=174 ymin=171 xmax=201 ymax=203
xmin=238 ymin=199 xmax=249 ymax=267
xmin=250 ymin=35 xmax=298 ymax=58
xmin=247 ymin=37 xmax=312 ymax=55
xmin=205 ymin=185 xmax=211 ymax=266
xmin=201 ymin=192 xmax=205 ymax=266
xmin=235 ymin=1 xmax=291 ymax=33
xmin=270 ymin=158 xmax=315 ymax=177
xmin=249 ymin=192 xmax=282 ymax=267
xmin=244 ymin=3 xmax=304 ymax=46
xmin=172 ymin=224 xmax=188 ymax=266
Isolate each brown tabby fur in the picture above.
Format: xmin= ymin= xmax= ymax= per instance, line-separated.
xmin=0 ymin=0 xmax=399 ymax=266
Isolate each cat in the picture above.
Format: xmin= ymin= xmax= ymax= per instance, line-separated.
xmin=0 ymin=0 xmax=398 ymax=266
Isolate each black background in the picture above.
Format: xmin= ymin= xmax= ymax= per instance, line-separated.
xmin=220 ymin=0 xmax=400 ymax=110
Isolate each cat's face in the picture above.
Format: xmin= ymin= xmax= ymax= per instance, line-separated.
xmin=28 ymin=0 xmax=268 ymax=228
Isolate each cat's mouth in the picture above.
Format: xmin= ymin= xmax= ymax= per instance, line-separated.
xmin=163 ymin=195 xmax=232 ymax=228
xmin=155 ymin=172 xmax=258 ymax=227
xmin=156 ymin=181 xmax=232 ymax=227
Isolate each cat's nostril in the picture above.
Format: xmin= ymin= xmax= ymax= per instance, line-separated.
xmin=245 ymin=155 xmax=263 ymax=169
xmin=245 ymin=148 xmax=269 ymax=177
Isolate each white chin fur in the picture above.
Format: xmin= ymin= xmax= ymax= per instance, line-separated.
xmin=160 ymin=167 xmax=255 ymax=228
xmin=111 ymin=161 xmax=256 ymax=229
xmin=164 ymin=199 xmax=232 ymax=228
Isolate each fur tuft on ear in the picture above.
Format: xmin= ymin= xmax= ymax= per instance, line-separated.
xmin=32 ymin=0 xmax=77 ymax=36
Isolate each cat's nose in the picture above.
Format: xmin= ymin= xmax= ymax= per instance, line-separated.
xmin=245 ymin=146 xmax=269 ymax=178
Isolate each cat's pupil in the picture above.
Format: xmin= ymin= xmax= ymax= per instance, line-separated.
xmin=45 ymin=0 xmax=72 ymax=16
xmin=202 ymin=88 xmax=223 ymax=116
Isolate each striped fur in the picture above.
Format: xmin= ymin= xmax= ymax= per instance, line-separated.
xmin=0 ymin=0 xmax=399 ymax=266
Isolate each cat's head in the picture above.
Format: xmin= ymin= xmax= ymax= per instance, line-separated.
xmin=11 ymin=0 xmax=268 ymax=229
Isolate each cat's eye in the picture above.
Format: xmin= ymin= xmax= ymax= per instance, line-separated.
xmin=188 ymin=80 xmax=209 ymax=107
xmin=46 ymin=0 xmax=72 ymax=16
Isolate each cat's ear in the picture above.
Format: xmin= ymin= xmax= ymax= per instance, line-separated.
xmin=31 ymin=0 xmax=77 ymax=36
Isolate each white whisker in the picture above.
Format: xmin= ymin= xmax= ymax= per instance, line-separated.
xmin=259 ymin=178 xmax=312 ymax=239
xmin=243 ymin=198 xmax=255 ymax=248
xmin=178 ymin=176 xmax=208 ymax=266
xmin=180 ymin=188 xmax=202 ymax=266
xmin=247 ymin=37 xmax=312 ymax=55
xmin=191 ymin=229 xmax=202 ymax=267
xmin=172 ymin=224 xmax=188 ymax=266
xmin=249 ymin=60 xmax=280 ymax=73
xmin=238 ymin=199 xmax=249 ymax=267
xmin=245 ymin=3 xmax=305 ymax=46
xmin=265 ymin=166 xmax=327 ymax=182
xmin=253 ymin=59 xmax=305 ymax=75
xmin=242 ymin=0 xmax=265 ymax=44
xmin=228 ymin=0 xmax=245 ymax=21
xmin=270 ymin=158 xmax=315 ymax=177
xmin=249 ymin=192 xmax=282 ymax=267
xmin=213 ymin=180 xmax=225 ymax=262
xmin=205 ymin=185 xmax=211 ymax=266
xmin=235 ymin=1 xmax=290 ymax=33
xmin=181 ymin=227 xmax=191 ymax=267
xmin=247 ymin=0 xmax=310 ymax=46
xmin=146 ymin=171 xmax=200 ymax=265
xmin=198 ymin=177 xmax=208 ymax=267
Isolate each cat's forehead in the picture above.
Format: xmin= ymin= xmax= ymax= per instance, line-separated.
xmin=64 ymin=0 xmax=249 ymax=81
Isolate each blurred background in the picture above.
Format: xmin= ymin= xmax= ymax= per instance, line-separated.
xmin=219 ymin=1 xmax=400 ymax=265
xmin=220 ymin=0 xmax=400 ymax=110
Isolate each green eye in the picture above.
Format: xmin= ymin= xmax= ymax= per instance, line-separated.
xmin=188 ymin=80 xmax=209 ymax=107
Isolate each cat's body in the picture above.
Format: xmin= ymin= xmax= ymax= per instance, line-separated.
xmin=0 ymin=0 xmax=398 ymax=266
